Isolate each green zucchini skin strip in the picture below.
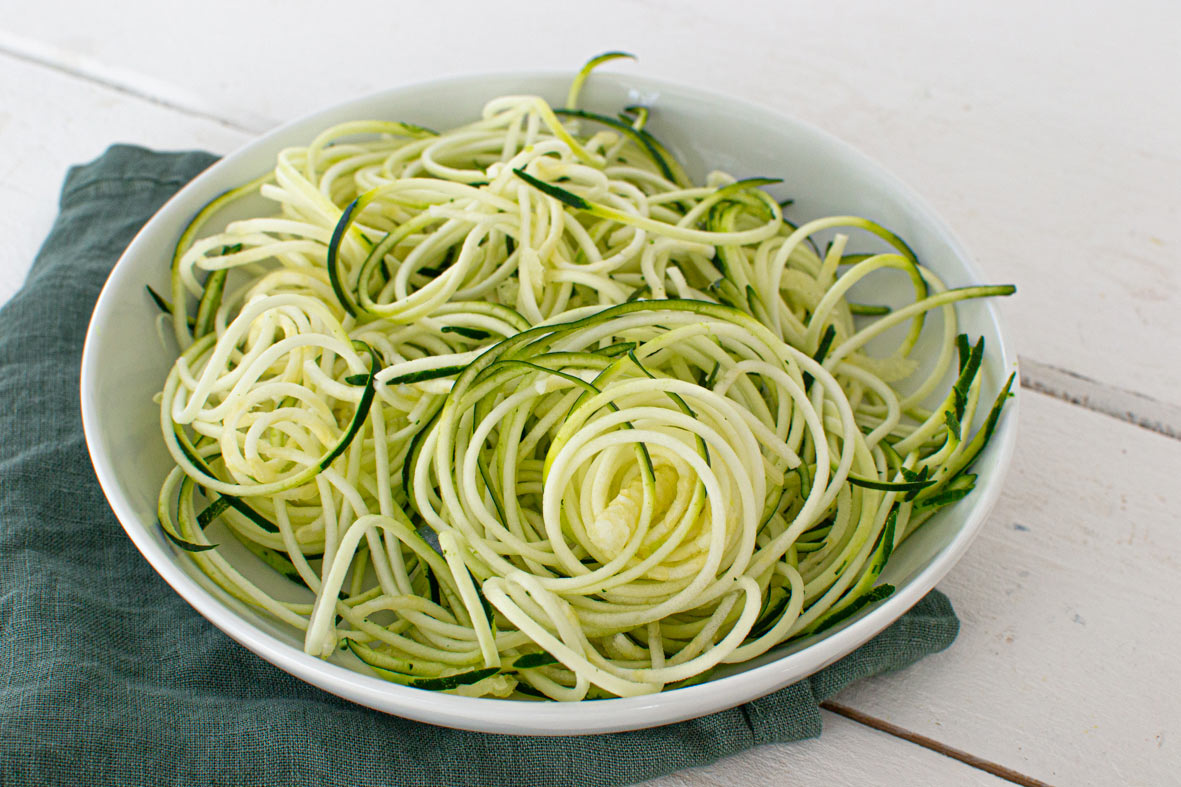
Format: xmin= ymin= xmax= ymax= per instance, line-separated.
xmin=802 ymin=324 xmax=837 ymax=389
xmin=193 ymin=269 xmax=228 ymax=339
xmin=554 ymin=108 xmax=678 ymax=183
xmin=512 ymin=168 xmax=591 ymax=211
xmin=442 ymin=326 xmax=491 ymax=341
xmin=147 ymin=285 xmax=197 ymax=329
xmin=146 ymin=285 xmax=173 ymax=315
xmin=566 ymin=51 xmax=636 ymax=109
xmin=350 ymin=640 xmax=564 ymax=690
xmin=811 ymin=584 xmax=896 ymax=636
xmin=512 ymin=652 xmax=561 ymax=669
xmin=213 ymin=494 xmax=280 ymax=535
xmin=159 ymin=520 xmax=217 ymax=552
xmin=317 ymin=342 xmax=379 ymax=471
xmin=196 ymin=497 xmax=230 ymax=528
xmin=170 ymin=173 xmax=271 ymax=345
xmin=348 ymin=640 xmax=491 ymax=686
xmin=385 ymin=364 xmax=467 ymax=385
xmin=327 ymin=198 xmax=362 ymax=317
xmin=846 ymin=474 xmax=937 ymax=493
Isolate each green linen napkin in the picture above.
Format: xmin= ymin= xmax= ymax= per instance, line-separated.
xmin=0 ymin=145 xmax=959 ymax=787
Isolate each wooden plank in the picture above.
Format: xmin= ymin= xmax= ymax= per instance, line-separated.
xmin=642 ymin=711 xmax=1012 ymax=786
xmin=0 ymin=53 xmax=248 ymax=304
xmin=0 ymin=1 xmax=1178 ymax=406
xmin=833 ymin=388 xmax=1181 ymax=785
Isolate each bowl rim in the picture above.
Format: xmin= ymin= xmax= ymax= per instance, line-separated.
xmin=80 ymin=66 xmax=1019 ymax=736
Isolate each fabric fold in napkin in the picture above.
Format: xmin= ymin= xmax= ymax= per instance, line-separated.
xmin=0 ymin=145 xmax=959 ymax=787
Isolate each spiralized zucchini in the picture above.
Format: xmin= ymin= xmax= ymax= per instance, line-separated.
xmin=155 ymin=53 xmax=1014 ymax=701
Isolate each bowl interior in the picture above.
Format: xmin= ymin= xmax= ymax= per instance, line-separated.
xmin=81 ymin=71 xmax=1018 ymax=735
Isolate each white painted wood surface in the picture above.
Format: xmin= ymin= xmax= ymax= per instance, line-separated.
xmin=2 ymin=2 xmax=1178 ymax=784
xmin=832 ymin=389 xmax=1181 ymax=785
xmin=0 ymin=54 xmax=247 ymax=304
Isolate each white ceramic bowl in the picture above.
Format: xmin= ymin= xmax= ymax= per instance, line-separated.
xmin=80 ymin=70 xmax=1018 ymax=735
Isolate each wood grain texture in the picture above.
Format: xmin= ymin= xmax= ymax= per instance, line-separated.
xmin=641 ymin=710 xmax=1012 ymax=786
xmin=834 ymin=388 xmax=1181 ymax=786
xmin=1 ymin=0 xmax=1178 ymax=406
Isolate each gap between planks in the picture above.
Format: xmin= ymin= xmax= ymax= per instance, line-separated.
xmin=0 ymin=31 xmax=266 ymax=135
xmin=820 ymin=701 xmax=1054 ymax=787
xmin=4 ymin=31 xmax=1179 ymax=446
xmin=1019 ymin=357 xmax=1180 ymax=441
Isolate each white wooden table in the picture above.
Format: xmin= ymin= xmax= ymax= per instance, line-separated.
xmin=3 ymin=2 xmax=1177 ymax=784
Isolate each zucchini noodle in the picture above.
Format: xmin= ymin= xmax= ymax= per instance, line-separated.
xmin=154 ymin=53 xmax=1015 ymax=701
